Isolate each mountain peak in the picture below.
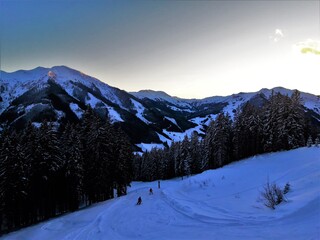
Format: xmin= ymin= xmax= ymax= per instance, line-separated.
xmin=131 ymin=90 xmax=172 ymax=99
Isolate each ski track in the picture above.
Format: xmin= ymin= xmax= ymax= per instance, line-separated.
xmin=2 ymin=147 xmax=320 ymax=240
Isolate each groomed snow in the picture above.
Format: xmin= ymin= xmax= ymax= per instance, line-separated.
xmin=3 ymin=147 xmax=319 ymax=240
xmin=130 ymin=99 xmax=151 ymax=124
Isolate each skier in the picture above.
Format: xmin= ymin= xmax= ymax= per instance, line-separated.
xmin=137 ymin=196 xmax=142 ymax=205
xmin=149 ymin=188 xmax=153 ymax=195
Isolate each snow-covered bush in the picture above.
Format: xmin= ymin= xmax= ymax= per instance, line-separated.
xmin=261 ymin=181 xmax=284 ymax=209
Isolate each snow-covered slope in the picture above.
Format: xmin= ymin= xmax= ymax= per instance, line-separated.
xmin=2 ymin=147 xmax=319 ymax=240
xmin=1 ymin=66 xmax=319 ymax=149
xmin=0 ymin=66 xmax=163 ymax=146
xmin=132 ymin=87 xmax=320 ymax=147
xmin=131 ymin=90 xmax=192 ymax=108
xmin=0 ymin=66 xmax=125 ymax=113
xmin=133 ymin=87 xmax=320 ymax=118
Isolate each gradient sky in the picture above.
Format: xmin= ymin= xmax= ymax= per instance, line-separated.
xmin=1 ymin=0 xmax=319 ymax=98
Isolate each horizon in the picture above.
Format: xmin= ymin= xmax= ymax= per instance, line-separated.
xmin=1 ymin=64 xmax=319 ymax=99
xmin=1 ymin=0 xmax=320 ymax=98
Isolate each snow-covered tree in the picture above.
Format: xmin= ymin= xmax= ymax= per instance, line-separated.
xmin=306 ymin=136 xmax=313 ymax=147
xmin=180 ymin=135 xmax=191 ymax=178
xmin=60 ymin=123 xmax=84 ymax=211
xmin=189 ymin=131 xmax=202 ymax=174
xmin=205 ymin=113 xmax=232 ymax=169
xmin=233 ymin=103 xmax=263 ymax=160
xmin=315 ymin=136 xmax=320 ymax=147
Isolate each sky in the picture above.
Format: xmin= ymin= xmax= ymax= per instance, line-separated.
xmin=0 ymin=0 xmax=319 ymax=98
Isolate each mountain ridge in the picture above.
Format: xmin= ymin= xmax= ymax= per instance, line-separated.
xmin=1 ymin=66 xmax=319 ymax=151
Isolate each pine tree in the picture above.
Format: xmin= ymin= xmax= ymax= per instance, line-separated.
xmin=172 ymin=141 xmax=182 ymax=178
xmin=204 ymin=120 xmax=215 ymax=169
xmin=180 ymin=135 xmax=191 ymax=178
xmin=80 ymin=107 xmax=100 ymax=204
xmin=287 ymin=90 xmax=306 ymax=148
xmin=233 ymin=103 xmax=263 ymax=160
xmin=60 ymin=123 xmax=84 ymax=211
xmin=315 ymin=136 xmax=320 ymax=147
xmin=30 ymin=121 xmax=63 ymax=219
xmin=306 ymin=135 xmax=313 ymax=147
xmin=263 ymin=91 xmax=278 ymax=152
xmin=113 ymin=127 xmax=133 ymax=196
xmin=205 ymin=113 xmax=232 ymax=169
xmin=189 ymin=131 xmax=201 ymax=174
xmin=0 ymin=129 xmax=29 ymax=230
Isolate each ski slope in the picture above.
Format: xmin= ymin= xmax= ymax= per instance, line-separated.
xmin=2 ymin=147 xmax=320 ymax=240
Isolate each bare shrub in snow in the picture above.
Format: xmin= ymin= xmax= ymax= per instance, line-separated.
xmin=283 ymin=182 xmax=291 ymax=194
xmin=261 ymin=181 xmax=284 ymax=209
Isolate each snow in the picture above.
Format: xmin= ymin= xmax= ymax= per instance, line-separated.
xmin=32 ymin=122 xmax=42 ymax=128
xmin=303 ymin=94 xmax=320 ymax=116
xmin=106 ymin=106 xmax=124 ymax=123
xmin=84 ymin=93 xmax=123 ymax=123
xmin=69 ymin=103 xmax=84 ymax=119
xmin=163 ymin=125 xmax=205 ymax=142
xmin=130 ymin=90 xmax=192 ymax=108
xmin=85 ymin=93 xmax=101 ymax=108
xmin=0 ymin=66 xmax=125 ymax=112
xmin=130 ymin=99 xmax=151 ymax=124
xmin=25 ymin=104 xmax=37 ymax=112
xmin=189 ymin=114 xmax=218 ymax=126
xmin=156 ymin=132 xmax=172 ymax=145
xmin=54 ymin=110 xmax=65 ymax=120
xmin=136 ymin=143 xmax=165 ymax=152
xmin=2 ymin=147 xmax=319 ymax=240
xmin=164 ymin=116 xmax=179 ymax=127
xmin=168 ymin=105 xmax=194 ymax=112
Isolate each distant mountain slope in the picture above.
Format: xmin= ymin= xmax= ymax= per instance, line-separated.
xmin=3 ymin=147 xmax=320 ymax=240
xmin=1 ymin=66 xmax=319 ymax=150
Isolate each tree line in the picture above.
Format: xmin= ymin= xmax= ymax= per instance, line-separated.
xmin=0 ymin=90 xmax=318 ymax=234
xmin=0 ymin=107 xmax=133 ymax=234
xmin=133 ymin=90 xmax=318 ymax=181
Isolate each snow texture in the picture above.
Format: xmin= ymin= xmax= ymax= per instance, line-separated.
xmin=2 ymin=147 xmax=319 ymax=240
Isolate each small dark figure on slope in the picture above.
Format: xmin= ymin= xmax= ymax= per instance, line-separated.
xmin=137 ymin=196 xmax=142 ymax=205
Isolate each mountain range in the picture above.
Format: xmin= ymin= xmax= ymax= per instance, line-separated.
xmin=1 ymin=66 xmax=319 ymax=151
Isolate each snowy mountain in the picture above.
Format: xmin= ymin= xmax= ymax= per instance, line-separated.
xmin=1 ymin=66 xmax=320 ymax=151
xmin=2 ymin=147 xmax=319 ymax=240
xmin=132 ymin=86 xmax=320 ymax=118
